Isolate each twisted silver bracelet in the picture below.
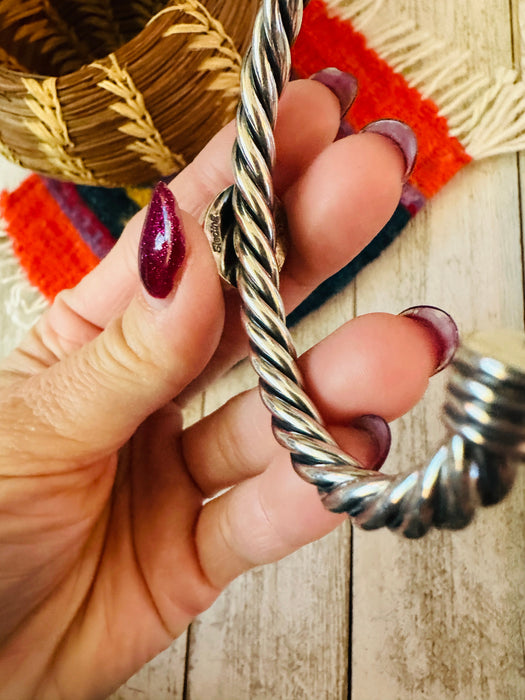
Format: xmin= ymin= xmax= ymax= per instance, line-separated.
xmin=203 ymin=0 xmax=525 ymax=538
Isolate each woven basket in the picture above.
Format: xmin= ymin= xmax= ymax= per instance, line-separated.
xmin=0 ymin=0 xmax=258 ymax=186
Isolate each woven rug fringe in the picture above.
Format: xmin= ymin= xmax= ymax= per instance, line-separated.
xmin=459 ymin=68 xmax=525 ymax=159
xmin=327 ymin=0 xmax=525 ymax=160
xmin=0 ymin=218 xmax=47 ymax=337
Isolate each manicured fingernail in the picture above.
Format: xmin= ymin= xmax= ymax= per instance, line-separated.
xmin=361 ymin=119 xmax=418 ymax=179
xmin=351 ymin=414 xmax=391 ymax=470
xmin=139 ymin=182 xmax=186 ymax=300
xmin=399 ymin=305 xmax=459 ymax=375
xmin=310 ymin=67 xmax=358 ymax=118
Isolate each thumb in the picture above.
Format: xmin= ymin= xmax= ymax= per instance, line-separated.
xmin=5 ymin=183 xmax=224 ymax=464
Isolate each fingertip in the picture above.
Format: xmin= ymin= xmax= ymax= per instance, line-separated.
xmin=147 ymin=210 xmax=224 ymax=355
xmin=360 ymin=121 xmax=417 ymax=181
xmin=399 ymin=305 xmax=459 ymax=374
xmin=282 ymin=133 xmax=405 ymax=286
xmin=114 ymin=208 xmax=224 ymax=414
xmin=273 ymin=79 xmax=343 ymax=193
xmin=357 ymin=130 xmax=407 ymax=183
xmin=300 ymin=312 xmax=440 ymax=424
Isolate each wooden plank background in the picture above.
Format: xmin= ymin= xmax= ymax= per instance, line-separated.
xmin=0 ymin=0 xmax=523 ymax=698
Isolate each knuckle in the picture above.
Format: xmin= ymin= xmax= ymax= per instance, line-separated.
xmin=92 ymin=314 xmax=167 ymax=390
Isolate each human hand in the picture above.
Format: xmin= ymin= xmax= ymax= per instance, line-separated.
xmin=0 ymin=75 xmax=457 ymax=699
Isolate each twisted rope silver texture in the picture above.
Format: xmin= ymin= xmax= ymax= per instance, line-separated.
xmin=211 ymin=0 xmax=525 ymax=538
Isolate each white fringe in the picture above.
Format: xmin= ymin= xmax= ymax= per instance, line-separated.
xmin=325 ymin=0 xmax=525 ymax=160
xmin=0 ymin=217 xmax=48 ymax=355
xmin=0 ymin=155 xmax=30 ymax=191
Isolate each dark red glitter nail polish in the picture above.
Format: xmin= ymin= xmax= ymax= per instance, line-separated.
xmin=139 ymin=182 xmax=186 ymax=299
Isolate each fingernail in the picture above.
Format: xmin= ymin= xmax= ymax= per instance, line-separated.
xmin=361 ymin=119 xmax=418 ymax=179
xmin=351 ymin=414 xmax=391 ymax=470
xmin=139 ymin=182 xmax=186 ymax=300
xmin=399 ymin=305 xmax=459 ymax=375
xmin=310 ymin=67 xmax=358 ymax=118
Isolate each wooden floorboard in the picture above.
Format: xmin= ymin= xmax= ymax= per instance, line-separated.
xmin=351 ymin=1 xmax=525 ymax=697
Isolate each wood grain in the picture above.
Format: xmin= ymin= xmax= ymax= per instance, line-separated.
xmin=186 ymin=528 xmax=350 ymax=700
xmin=351 ymin=1 xmax=525 ymax=698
